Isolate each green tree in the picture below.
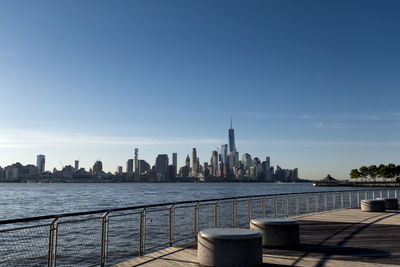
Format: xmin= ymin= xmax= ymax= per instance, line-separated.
xmin=359 ymin=166 xmax=369 ymax=181
xmin=396 ymin=165 xmax=400 ymax=182
xmin=368 ymin=165 xmax=378 ymax=182
xmin=378 ymin=164 xmax=387 ymax=178
xmin=351 ymin=164 xmax=400 ymax=183
xmin=387 ymin=163 xmax=396 ymax=182
xmin=350 ymin=169 xmax=361 ymax=179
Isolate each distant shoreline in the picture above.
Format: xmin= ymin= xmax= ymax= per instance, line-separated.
xmin=314 ymin=181 xmax=400 ymax=187
xmin=0 ymin=179 xmax=313 ymax=184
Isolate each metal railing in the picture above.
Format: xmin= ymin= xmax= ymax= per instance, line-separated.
xmin=0 ymin=188 xmax=398 ymax=267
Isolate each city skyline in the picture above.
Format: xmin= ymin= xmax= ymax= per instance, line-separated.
xmin=1 ymin=1 xmax=399 ymax=179
xmin=1 ymin=121 xmax=298 ymax=183
xmin=1 ymin=114 xmax=399 ymax=179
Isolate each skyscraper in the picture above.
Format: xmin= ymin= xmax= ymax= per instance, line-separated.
xmin=185 ymin=154 xmax=190 ymax=167
xmin=192 ymin=148 xmax=197 ymax=176
xmin=36 ymin=154 xmax=45 ymax=173
xmin=155 ymin=154 xmax=169 ymax=181
xmin=228 ymin=118 xmax=236 ymax=153
xmin=172 ymin=153 xmax=177 ymax=167
xmin=126 ymin=159 xmax=134 ymax=173
xmin=116 ymin=166 xmax=123 ymax=174
xmin=212 ymin=150 xmax=218 ymax=174
xmin=265 ymin=157 xmax=270 ymax=169
xmin=221 ymin=144 xmax=228 ymax=164
xmin=229 ymin=151 xmax=239 ymax=170
xmin=262 ymin=156 xmax=272 ymax=181
xmin=74 ymin=160 xmax=79 ymax=171
xmin=134 ymin=148 xmax=138 ymax=173
xmin=93 ymin=160 xmax=103 ymax=174
xmin=138 ymin=159 xmax=150 ymax=174
xmin=172 ymin=153 xmax=177 ymax=174
xmin=242 ymin=153 xmax=252 ymax=170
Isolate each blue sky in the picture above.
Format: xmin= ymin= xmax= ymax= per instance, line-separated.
xmin=0 ymin=0 xmax=399 ymax=179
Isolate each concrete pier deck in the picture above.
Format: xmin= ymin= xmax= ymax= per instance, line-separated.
xmin=113 ymin=208 xmax=400 ymax=267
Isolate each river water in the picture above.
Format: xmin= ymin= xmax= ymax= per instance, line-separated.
xmin=1 ymin=182 xmax=360 ymax=220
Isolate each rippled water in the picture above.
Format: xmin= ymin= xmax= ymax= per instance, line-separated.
xmin=1 ymin=182 xmax=355 ymax=220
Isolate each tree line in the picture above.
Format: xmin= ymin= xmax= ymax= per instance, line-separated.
xmin=350 ymin=164 xmax=400 ymax=182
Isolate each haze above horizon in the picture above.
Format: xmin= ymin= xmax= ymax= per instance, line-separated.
xmin=1 ymin=0 xmax=399 ymax=179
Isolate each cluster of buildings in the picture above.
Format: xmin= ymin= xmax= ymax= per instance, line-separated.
xmin=162 ymin=120 xmax=298 ymax=182
xmin=0 ymin=121 xmax=298 ymax=183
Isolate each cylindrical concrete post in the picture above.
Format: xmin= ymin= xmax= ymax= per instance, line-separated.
xmin=361 ymin=199 xmax=386 ymax=212
xmin=198 ymin=228 xmax=262 ymax=267
xmin=250 ymin=218 xmax=299 ymax=248
xmin=376 ymin=198 xmax=398 ymax=210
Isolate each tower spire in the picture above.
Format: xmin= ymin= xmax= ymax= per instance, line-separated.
xmin=228 ymin=117 xmax=236 ymax=153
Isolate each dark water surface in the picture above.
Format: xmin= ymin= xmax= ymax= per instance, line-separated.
xmin=1 ymin=182 xmax=361 ymax=220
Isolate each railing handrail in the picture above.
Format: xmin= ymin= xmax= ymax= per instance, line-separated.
xmin=0 ymin=188 xmax=385 ymax=225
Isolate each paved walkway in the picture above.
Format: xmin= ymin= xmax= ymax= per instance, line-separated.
xmin=113 ymin=208 xmax=400 ymax=266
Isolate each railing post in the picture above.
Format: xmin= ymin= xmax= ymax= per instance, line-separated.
xmin=357 ymin=191 xmax=360 ymax=208
xmin=274 ymin=197 xmax=278 ymax=218
xmin=365 ymin=191 xmax=367 ymax=200
xmin=315 ymin=194 xmax=319 ymax=213
xmin=232 ymin=199 xmax=237 ymax=227
xmin=285 ymin=196 xmax=289 ymax=218
xmin=333 ymin=193 xmax=336 ymax=210
xmin=262 ymin=197 xmax=266 ymax=218
xmin=169 ymin=205 xmax=175 ymax=247
xmin=215 ymin=201 xmax=220 ymax=228
xmin=387 ymin=190 xmax=390 ymax=198
xmin=349 ymin=192 xmax=352 ymax=208
xmin=296 ymin=196 xmax=299 ymax=216
xmin=100 ymin=211 xmax=110 ymax=267
xmin=395 ymin=190 xmax=398 ymax=200
xmin=373 ymin=191 xmax=375 ymax=199
xmin=341 ymin=192 xmax=344 ymax=208
xmin=380 ymin=190 xmax=383 ymax=198
xmin=194 ymin=202 xmax=199 ymax=240
xmin=48 ymin=217 xmax=59 ymax=267
xmin=324 ymin=193 xmax=327 ymax=211
xmin=139 ymin=208 xmax=146 ymax=256
xmin=306 ymin=194 xmax=309 ymax=214
xmin=248 ymin=198 xmax=252 ymax=226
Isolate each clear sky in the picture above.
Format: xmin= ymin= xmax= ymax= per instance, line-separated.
xmin=0 ymin=0 xmax=399 ymax=179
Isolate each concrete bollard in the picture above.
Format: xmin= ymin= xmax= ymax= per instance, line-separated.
xmin=376 ymin=198 xmax=399 ymax=210
xmin=197 ymin=228 xmax=262 ymax=267
xmin=361 ymin=199 xmax=386 ymax=212
xmin=250 ymin=218 xmax=299 ymax=248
